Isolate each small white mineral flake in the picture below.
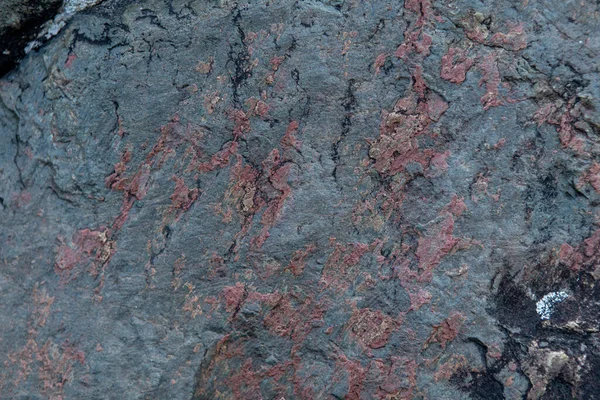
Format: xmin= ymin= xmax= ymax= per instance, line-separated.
xmin=536 ymin=291 xmax=569 ymax=320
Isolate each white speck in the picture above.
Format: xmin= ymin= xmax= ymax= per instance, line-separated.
xmin=536 ymin=291 xmax=568 ymax=320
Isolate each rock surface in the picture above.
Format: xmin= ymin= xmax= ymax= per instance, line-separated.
xmin=0 ymin=0 xmax=64 ymax=76
xmin=1 ymin=0 xmax=600 ymax=399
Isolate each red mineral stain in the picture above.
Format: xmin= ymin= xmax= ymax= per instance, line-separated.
xmin=408 ymin=287 xmax=433 ymax=311
xmin=54 ymin=228 xmax=115 ymax=281
xmin=203 ymin=92 xmax=222 ymax=114
xmin=195 ymin=57 xmax=213 ymax=74
xmin=197 ymin=141 xmax=239 ymax=173
xmin=405 ymin=0 xmax=439 ymax=23
xmin=578 ymin=162 xmax=600 ymax=193
xmin=218 ymin=155 xmax=260 ymax=223
xmin=534 ymin=100 xmax=588 ymax=155
xmin=320 ymin=242 xmax=371 ymax=292
xmin=395 ymin=29 xmax=433 ymax=59
xmin=170 ymin=176 xmax=199 ymax=212
xmin=423 ymin=312 xmax=466 ymax=350
xmin=221 ymin=282 xmax=247 ymax=315
xmin=12 ymin=191 xmax=31 ymax=208
xmin=376 ymin=357 xmax=418 ymax=399
xmin=335 ymin=353 xmax=368 ymax=400
xmin=440 ymin=47 xmax=474 ymax=84
xmin=263 ymin=294 xmax=328 ymax=344
xmin=443 ymin=194 xmax=467 ymax=217
xmin=368 ymin=71 xmax=449 ymax=179
xmin=228 ymin=109 xmax=251 ymax=138
xmin=182 ymin=293 xmax=203 ymax=318
xmin=492 ymin=137 xmax=506 ymax=150
xmin=270 ymin=55 xmax=285 ymax=71
xmin=415 ymin=196 xmax=469 ymax=282
xmin=285 ymin=244 xmax=317 ymax=276
xmin=252 ymin=149 xmax=292 ymax=249
xmin=104 ymin=149 xmax=132 ymax=190
xmin=426 ymin=92 xmax=449 ymax=122
xmin=373 ymin=53 xmax=388 ymax=75
xmin=245 ymin=97 xmax=270 ymax=119
xmin=557 ymin=227 xmax=600 ymax=273
xmin=280 ymin=120 xmax=301 ymax=151
xmin=6 ymin=286 xmax=86 ymax=398
xmin=429 ymin=150 xmax=450 ymax=172
xmin=479 ymin=53 xmax=503 ymax=110
xmin=347 ymin=308 xmax=397 ymax=349
xmin=434 ymin=354 xmax=468 ymax=382
xmin=490 ymin=23 xmax=527 ymax=51
xmin=415 ymin=217 xmax=459 ymax=282
xmin=64 ymin=54 xmax=77 ymax=69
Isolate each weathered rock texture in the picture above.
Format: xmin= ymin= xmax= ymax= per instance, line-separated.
xmin=0 ymin=0 xmax=64 ymax=76
xmin=1 ymin=0 xmax=600 ymax=399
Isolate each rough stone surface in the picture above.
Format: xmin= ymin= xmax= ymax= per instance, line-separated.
xmin=0 ymin=0 xmax=64 ymax=76
xmin=1 ymin=0 xmax=600 ymax=399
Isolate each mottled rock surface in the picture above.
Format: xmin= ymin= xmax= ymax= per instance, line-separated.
xmin=0 ymin=0 xmax=63 ymax=76
xmin=1 ymin=0 xmax=600 ymax=399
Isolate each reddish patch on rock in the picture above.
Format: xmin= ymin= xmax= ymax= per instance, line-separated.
xmin=170 ymin=176 xmax=199 ymax=212
xmin=11 ymin=191 xmax=31 ymax=208
xmin=347 ymin=308 xmax=397 ymax=349
xmin=105 ymin=149 xmax=132 ymax=190
xmin=263 ymin=294 xmax=328 ymax=345
xmin=415 ymin=216 xmax=459 ymax=281
xmin=492 ymin=137 xmax=506 ymax=150
xmin=197 ymin=141 xmax=239 ymax=173
xmin=226 ymin=358 xmax=292 ymax=399
xmin=228 ymin=109 xmax=251 ymax=138
xmin=280 ymin=120 xmax=301 ymax=151
xmin=6 ymin=286 xmax=86 ymax=399
xmin=64 ymin=53 xmax=77 ymax=69
xmin=395 ymin=29 xmax=432 ymax=59
xmin=429 ymin=150 xmax=450 ymax=173
xmin=479 ymin=53 xmax=503 ymax=110
xmin=285 ymin=244 xmax=317 ymax=276
xmin=55 ymin=228 xmax=115 ymax=281
xmin=203 ymin=92 xmax=222 ymax=114
xmin=373 ymin=53 xmax=388 ymax=75
xmin=412 ymin=65 xmax=427 ymax=98
xmin=490 ymin=23 xmax=527 ymax=51
xmin=557 ymin=228 xmax=600 ymax=273
xmin=195 ymin=57 xmax=213 ymax=74
xmin=219 ymin=155 xmax=260 ymax=222
xmin=434 ymin=354 xmax=468 ymax=382
xmin=578 ymin=162 xmax=600 ymax=193
xmin=426 ymin=92 xmax=449 ymax=122
xmin=375 ymin=357 xmax=419 ymax=399
xmin=335 ymin=353 xmax=368 ymax=400
xmin=443 ymin=194 xmax=467 ymax=217
xmin=423 ymin=312 xmax=466 ymax=350
xmin=126 ymin=165 xmax=151 ymax=200
xmin=270 ymin=55 xmax=285 ymax=71
xmin=368 ymin=71 xmax=448 ymax=178
xmin=245 ymin=97 xmax=270 ymax=119
xmin=407 ymin=287 xmax=433 ymax=311
xmin=405 ymin=0 xmax=439 ymax=24
xmin=320 ymin=241 xmax=371 ymax=292
xmin=221 ymin=282 xmax=247 ymax=315
xmin=251 ymin=149 xmax=292 ymax=249
xmin=534 ymin=100 xmax=588 ymax=155
xmin=414 ymin=196 xmax=470 ymax=282
xmin=440 ymin=47 xmax=474 ymax=84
